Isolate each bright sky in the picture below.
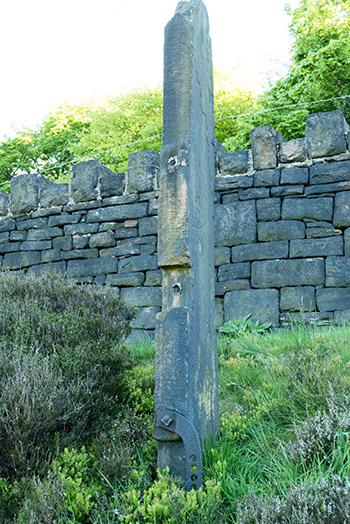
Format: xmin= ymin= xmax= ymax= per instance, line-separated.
xmin=0 ymin=0 xmax=299 ymax=140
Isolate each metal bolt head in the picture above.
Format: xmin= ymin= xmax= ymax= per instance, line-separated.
xmin=161 ymin=415 xmax=173 ymax=427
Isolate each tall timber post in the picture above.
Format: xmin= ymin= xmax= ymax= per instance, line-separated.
xmin=154 ymin=0 xmax=219 ymax=490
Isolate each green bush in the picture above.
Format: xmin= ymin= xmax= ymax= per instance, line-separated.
xmin=0 ymin=271 xmax=134 ymax=481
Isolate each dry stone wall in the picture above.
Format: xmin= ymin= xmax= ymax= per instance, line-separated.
xmin=1 ymin=110 xmax=350 ymax=340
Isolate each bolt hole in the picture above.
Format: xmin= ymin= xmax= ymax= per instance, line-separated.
xmin=191 ymin=474 xmax=198 ymax=482
xmin=191 ymin=484 xmax=198 ymax=490
xmin=190 ymin=464 xmax=197 ymax=472
xmin=189 ymin=455 xmax=197 ymax=462
xmin=172 ymin=283 xmax=182 ymax=295
xmin=168 ymin=156 xmax=177 ymax=166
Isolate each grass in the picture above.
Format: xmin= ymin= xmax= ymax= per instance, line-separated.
xmin=0 ymin=274 xmax=349 ymax=522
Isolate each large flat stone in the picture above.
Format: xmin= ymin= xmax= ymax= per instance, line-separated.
xmin=254 ymin=169 xmax=280 ymax=187
xmin=86 ymin=203 xmax=148 ymax=222
xmin=105 ymin=272 xmax=145 ymax=286
xmin=280 ymin=286 xmax=315 ymax=312
xmin=282 ymin=197 xmax=333 ymax=221
xmin=128 ymin=150 xmax=159 ymax=193
xmin=305 ymin=111 xmax=349 ymax=158
xmin=130 ymin=306 xmax=160 ymax=329
xmin=258 ymin=220 xmax=305 ymax=241
xmin=40 ymin=183 xmax=69 ymax=208
xmin=280 ymin=167 xmax=308 ymax=185
xmin=120 ymin=286 xmax=161 ymax=307
xmin=224 ymin=288 xmax=279 ymax=325
xmin=218 ymin=262 xmax=250 ymax=281
xmin=100 ymin=172 xmax=125 ymax=197
xmin=279 ymin=138 xmax=306 ymax=163
xmin=290 ymin=237 xmax=343 ymax=258
xmin=67 ymin=256 xmax=117 ymax=277
xmin=214 ymin=247 xmax=231 ymax=266
xmin=3 ymin=251 xmax=41 ymax=269
xmin=10 ymin=174 xmax=39 ymax=215
xmin=309 ymin=161 xmax=350 ymax=184
xmin=218 ymin=150 xmax=249 ymax=175
xmin=251 ymin=126 xmax=284 ymax=170
xmin=231 ymin=241 xmax=288 ymax=262
xmin=317 ymin=287 xmax=350 ymax=311
xmin=326 ymin=256 xmax=350 ymax=287
xmin=118 ymin=255 xmax=158 ymax=273
xmin=214 ymin=200 xmax=256 ymax=247
xmin=251 ymin=258 xmax=325 ymax=288
xmin=214 ymin=174 xmax=253 ymax=191
xmin=333 ymin=191 xmax=350 ymax=227
xmin=71 ymin=160 xmax=115 ymax=203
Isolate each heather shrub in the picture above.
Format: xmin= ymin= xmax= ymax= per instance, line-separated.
xmin=0 ymin=271 xmax=134 ymax=482
xmin=237 ymin=475 xmax=350 ymax=523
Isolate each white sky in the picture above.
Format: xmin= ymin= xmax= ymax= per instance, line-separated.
xmin=0 ymin=0 xmax=299 ymax=140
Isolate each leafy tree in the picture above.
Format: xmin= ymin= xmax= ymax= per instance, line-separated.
xmin=225 ymin=0 xmax=350 ymax=151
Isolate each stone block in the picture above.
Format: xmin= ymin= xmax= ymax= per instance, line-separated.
xmin=282 ymin=197 xmax=333 ymax=221
xmin=305 ymin=110 xmax=349 ymax=158
xmin=279 ymin=138 xmax=306 ymax=163
xmin=40 ymin=183 xmax=69 ymax=208
xmin=306 ymin=181 xmax=350 ymax=196
xmin=26 ymin=261 xmax=66 ymax=275
xmin=0 ymin=191 xmax=9 ymax=216
xmin=148 ymin=197 xmax=159 ymax=216
xmin=111 ymin=239 xmax=141 ymax=257
xmin=251 ymin=258 xmax=324 ymax=288
xmin=254 ymin=168 xmax=280 ymax=187
xmin=309 ymin=160 xmax=350 ymax=184
xmin=67 ymin=256 xmax=117 ymax=277
xmin=256 ymin=198 xmax=281 ymax=221
xmin=41 ymin=249 xmax=62 ymax=263
xmin=239 ymin=188 xmax=269 ymax=200
xmin=345 ymin=228 xmax=350 ymax=256
xmin=290 ymin=237 xmax=343 ymax=258
xmin=64 ymin=223 xmax=99 ymax=235
xmin=73 ymin=235 xmax=90 ymax=249
xmin=141 ymin=244 xmax=156 ymax=255
xmin=27 ymin=227 xmax=63 ymax=240
xmin=89 ymin=231 xmax=115 ymax=248
xmin=280 ymin=311 xmax=333 ymax=325
xmin=71 ymin=160 xmax=114 ymax=203
xmin=326 ymin=256 xmax=350 ymax=287
xmin=0 ymin=218 xmax=15 ymax=232
xmin=306 ymin=222 xmax=341 ymax=239
xmin=222 ymin=193 xmax=239 ymax=204
xmin=48 ymin=214 xmax=81 ymax=227
xmin=3 ymin=251 xmax=41 ymax=269
xmin=224 ymin=288 xmax=279 ymax=325
xmin=215 ymin=298 xmax=224 ymax=328
xmin=10 ymin=231 xmax=26 ymax=241
xmin=214 ymin=247 xmax=231 ymax=266
xmin=334 ymin=192 xmax=350 ymax=227
xmin=280 ymin=167 xmax=308 ymax=185
xmin=118 ymin=254 xmax=158 ymax=273
xmin=20 ymin=240 xmax=52 ymax=251
xmin=86 ymin=203 xmax=148 ymax=222
xmin=61 ymin=249 xmax=99 ymax=260
xmin=271 ymin=185 xmax=304 ymax=197
xmin=139 ymin=216 xmax=158 ymax=236
xmin=100 ymin=172 xmax=125 ymax=197
xmin=258 ymin=220 xmax=305 ymax=241
xmin=218 ymin=262 xmax=250 ymax=281
xmin=105 ymin=272 xmax=145 ymax=287
xmin=218 ymin=150 xmax=249 ymax=175
xmin=145 ymin=269 xmax=162 ymax=286
xmin=114 ymin=228 xmax=138 ymax=239
xmin=53 ymin=235 xmax=72 ymax=251
xmin=17 ymin=218 xmax=47 ymax=231
xmin=215 ymin=279 xmax=250 ymax=296
xmin=214 ymin=174 xmax=253 ymax=191
xmin=10 ymin=174 xmax=40 ymax=215
xmin=0 ymin=243 xmax=20 ymax=253
xmin=251 ymin=126 xmax=284 ymax=170
xmin=280 ymin=286 xmax=315 ymax=312
xmin=317 ymin=287 xmax=350 ymax=311
xmin=231 ymin=240 xmax=288 ymax=262
xmin=130 ymin=306 xmax=160 ymax=329
xmin=0 ymin=232 xmax=9 ymax=244
xmin=128 ymin=150 xmax=159 ymax=193
xmin=214 ymin=200 xmax=256 ymax=247
xmin=120 ymin=286 xmax=162 ymax=307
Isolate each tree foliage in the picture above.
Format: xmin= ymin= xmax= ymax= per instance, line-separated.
xmin=0 ymin=0 xmax=349 ymax=184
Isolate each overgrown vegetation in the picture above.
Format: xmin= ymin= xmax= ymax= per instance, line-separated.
xmin=0 ymin=278 xmax=349 ymax=522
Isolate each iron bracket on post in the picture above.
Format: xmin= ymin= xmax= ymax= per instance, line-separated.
xmin=155 ymin=408 xmax=203 ymax=491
